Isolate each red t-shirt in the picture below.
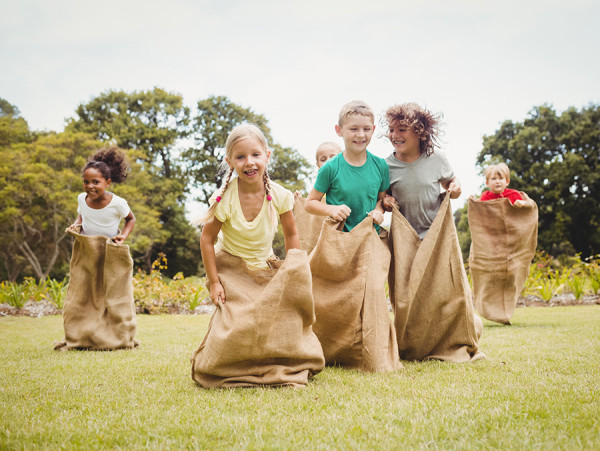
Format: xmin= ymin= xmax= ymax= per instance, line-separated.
xmin=480 ymin=188 xmax=524 ymax=204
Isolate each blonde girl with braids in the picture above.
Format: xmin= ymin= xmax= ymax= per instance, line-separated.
xmin=200 ymin=124 xmax=300 ymax=305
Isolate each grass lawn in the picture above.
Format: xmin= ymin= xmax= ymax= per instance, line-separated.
xmin=1 ymin=306 xmax=599 ymax=450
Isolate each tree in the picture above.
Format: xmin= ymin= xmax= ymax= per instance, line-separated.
xmin=184 ymin=96 xmax=311 ymax=205
xmin=66 ymin=88 xmax=200 ymax=276
xmin=0 ymin=99 xmax=33 ymax=280
xmin=0 ymin=98 xmax=30 ymax=148
xmin=67 ymin=88 xmax=190 ymax=179
xmin=454 ymin=204 xmax=471 ymax=264
xmin=269 ymin=144 xmax=312 ymax=193
xmin=475 ymin=104 xmax=600 ymax=257
xmin=0 ymin=131 xmax=102 ymax=280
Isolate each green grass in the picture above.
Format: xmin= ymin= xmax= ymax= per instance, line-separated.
xmin=1 ymin=308 xmax=599 ymax=450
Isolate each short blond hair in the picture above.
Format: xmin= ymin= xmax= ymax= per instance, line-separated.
xmin=338 ymin=100 xmax=375 ymax=126
xmin=484 ymin=163 xmax=510 ymax=181
xmin=315 ymin=141 xmax=342 ymax=161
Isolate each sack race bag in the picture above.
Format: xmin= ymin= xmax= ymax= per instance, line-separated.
xmin=389 ymin=193 xmax=484 ymax=362
xmin=468 ymin=195 xmax=538 ymax=325
xmin=54 ymin=229 xmax=138 ymax=351
xmin=293 ymin=197 xmax=327 ymax=254
xmin=191 ymin=249 xmax=325 ymax=388
xmin=310 ymin=217 xmax=402 ymax=372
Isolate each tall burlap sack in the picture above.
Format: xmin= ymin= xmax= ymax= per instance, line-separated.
xmin=468 ymin=195 xmax=538 ymax=325
xmin=54 ymin=229 xmax=138 ymax=351
xmin=389 ymin=193 xmax=484 ymax=362
xmin=310 ymin=217 xmax=402 ymax=372
xmin=293 ymin=197 xmax=327 ymax=254
xmin=191 ymin=249 xmax=325 ymax=388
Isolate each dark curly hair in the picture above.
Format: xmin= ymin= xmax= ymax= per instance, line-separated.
xmin=83 ymin=146 xmax=130 ymax=183
xmin=383 ymin=103 xmax=442 ymax=156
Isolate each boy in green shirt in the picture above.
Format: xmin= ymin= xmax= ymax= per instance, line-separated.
xmin=305 ymin=100 xmax=388 ymax=231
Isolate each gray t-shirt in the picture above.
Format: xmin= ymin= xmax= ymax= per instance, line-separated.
xmin=386 ymin=151 xmax=454 ymax=239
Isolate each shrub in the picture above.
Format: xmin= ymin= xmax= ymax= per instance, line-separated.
xmin=0 ymin=282 xmax=27 ymax=308
xmin=132 ymin=253 xmax=209 ymax=314
xmin=46 ymin=278 xmax=68 ymax=309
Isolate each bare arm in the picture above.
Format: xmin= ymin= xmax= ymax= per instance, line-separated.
xmin=66 ymin=214 xmax=83 ymax=232
xmin=442 ymin=177 xmax=462 ymax=199
xmin=200 ymin=218 xmax=226 ymax=304
xmin=382 ymin=194 xmax=398 ymax=212
xmin=305 ymin=188 xmax=351 ymax=222
xmin=280 ymin=210 xmax=300 ymax=251
xmin=514 ymin=193 xmax=536 ymax=208
xmin=114 ymin=210 xmax=136 ymax=243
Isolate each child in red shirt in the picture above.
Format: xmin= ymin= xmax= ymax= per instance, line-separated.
xmin=480 ymin=163 xmax=534 ymax=207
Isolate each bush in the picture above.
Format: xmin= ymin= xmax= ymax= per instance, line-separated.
xmin=132 ymin=253 xmax=210 ymax=314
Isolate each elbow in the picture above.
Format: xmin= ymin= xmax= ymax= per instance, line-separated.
xmin=304 ymin=200 xmax=316 ymax=214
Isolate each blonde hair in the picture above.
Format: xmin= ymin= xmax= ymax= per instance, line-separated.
xmin=338 ymin=100 xmax=375 ymax=126
xmin=384 ymin=103 xmax=442 ymax=156
xmin=199 ymin=124 xmax=277 ymax=228
xmin=315 ymin=141 xmax=342 ymax=162
xmin=484 ymin=163 xmax=510 ymax=181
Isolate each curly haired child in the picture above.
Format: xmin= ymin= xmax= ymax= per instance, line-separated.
xmin=382 ymin=102 xmax=461 ymax=239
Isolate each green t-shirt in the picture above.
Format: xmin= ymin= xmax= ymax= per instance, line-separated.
xmin=314 ymin=151 xmax=390 ymax=231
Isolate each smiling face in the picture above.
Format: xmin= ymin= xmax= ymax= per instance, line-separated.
xmin=486 ymin=171 xmax=510 ymax=194
xmin=83 ymin=167 xmax=111 ymax=202
xmin=388 ymin=119 xmax=421 ymax=159
xmin=335 ymin=114 xmax=375 ymax=155
xmin=226 ymin=136 xmax=271 ymax=186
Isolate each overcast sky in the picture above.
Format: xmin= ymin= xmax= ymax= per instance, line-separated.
xmin=2 ymin=0 xmax=599 ymax=211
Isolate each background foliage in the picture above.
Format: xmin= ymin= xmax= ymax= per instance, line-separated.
xmin=1 ymin=93 xmax=598 ymax=281
xmin=455 ymin=103 xmax=600 ymax=261
xmin=0 ymin=91 xmax=311 ymax=281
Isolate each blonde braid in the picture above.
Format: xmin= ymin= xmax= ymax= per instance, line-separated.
xmin=263 ymin=169 xmax=278 ymax=228
xmin=199 ymin=166 xmax=234 ymax=225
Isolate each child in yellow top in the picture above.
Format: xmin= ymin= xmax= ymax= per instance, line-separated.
xmin=199 ymin=124 xmax=300 ymax=305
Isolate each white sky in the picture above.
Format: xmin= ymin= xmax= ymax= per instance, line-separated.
xmin=2 ymin=0 xmax=599 ymax=212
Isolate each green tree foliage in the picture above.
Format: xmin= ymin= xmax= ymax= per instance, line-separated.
xmin=1 ymin=93 xmax=312 ymax=279
xmin=0 ymin=98 xmax=30 ymax=148
xmin=454 ymin=204 xmax=471 ymax=264
xmin=270 ymin=144 xmax=312 ymax=193
xmin=0 ymin=130 xmax=101 ymax=280
xmin=67 ymin=87 xmax=190 ymax=178
xmin=475 ymin=104 xmax=600 ymax=257
xmin=66 ymin=88 xmax=200 ymax=276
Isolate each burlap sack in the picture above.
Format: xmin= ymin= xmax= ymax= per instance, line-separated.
xmin=54 ymin=229 xmax=138 ymax=351
xmin=468 ymin=195 xmax=538 ymax=325
xmin=389 ymin=194 xmax=484 ymax=362
xmin=293 ymin=197 xmax=327 ymax=254
xmin=310 ymin=217 xmax=402 ymax=372
xmin=191 ymin=249 xmax=325 ymax=388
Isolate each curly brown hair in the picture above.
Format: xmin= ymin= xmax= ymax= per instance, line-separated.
xmin=84 ymin=146 xmax=130 ymax=183
xmin=383 ymin=103 xmax=442 ymax=156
